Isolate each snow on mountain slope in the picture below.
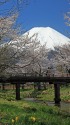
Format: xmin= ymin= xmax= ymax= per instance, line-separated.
xmin=24 ymin=27 xmax=70 ymax=50
xmin=5 ymin=27 xmax=70 ymax=50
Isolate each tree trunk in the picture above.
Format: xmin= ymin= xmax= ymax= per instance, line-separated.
xmin=16 ymin=83 xmax=20 ymax=100
xmin=37 ymin=82 xmax=41 ymax=91
xmin=43 ymin=83 xmax=46 ymax=90
xmin=54 ymin=83 xmax=61 ymax=104
xmin=22 ymin=84 xmax=24 ymax=89
xmin=2 ymin=83 xmax=5 ymax=90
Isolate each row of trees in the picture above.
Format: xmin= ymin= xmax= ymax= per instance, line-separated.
xmin=0 ymin=0 xmax=49 ymax=77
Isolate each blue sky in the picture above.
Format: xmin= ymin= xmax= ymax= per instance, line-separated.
xmin=0 ymin=0 xmax=70 ymax=36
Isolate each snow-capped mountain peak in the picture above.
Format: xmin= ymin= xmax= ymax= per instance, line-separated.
xmin=25 ymin=27 xmax=70 ymax=50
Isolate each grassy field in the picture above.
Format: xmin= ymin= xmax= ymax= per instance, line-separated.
xmin=0 ymin=84 xmax=70 ymax=125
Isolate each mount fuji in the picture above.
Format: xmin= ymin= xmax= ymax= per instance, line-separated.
xmin=1 ymin=27 xmax=70 ymax=76
xmin=23 ymin=27 xmax=70 ymax=50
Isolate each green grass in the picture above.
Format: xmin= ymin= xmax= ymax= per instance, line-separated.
xmin=60 ymin=86 xmax=70 ymax=102
xmin=0 ymin=99 xmax=70 ymax=125
xmin=20 ymin=85 xmax=70 ymax=102
xmin=0 ymin=85 xmax=70 ymax=125
xmin=0 ymin=85 xmax=70 ymax=102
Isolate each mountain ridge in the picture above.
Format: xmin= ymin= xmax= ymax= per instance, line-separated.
xmin=24 ymin=27 xmax=70 ymax=50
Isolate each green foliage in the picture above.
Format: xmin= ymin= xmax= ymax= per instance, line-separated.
xmin=0 ymin=85 xmax=70 ymax=124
